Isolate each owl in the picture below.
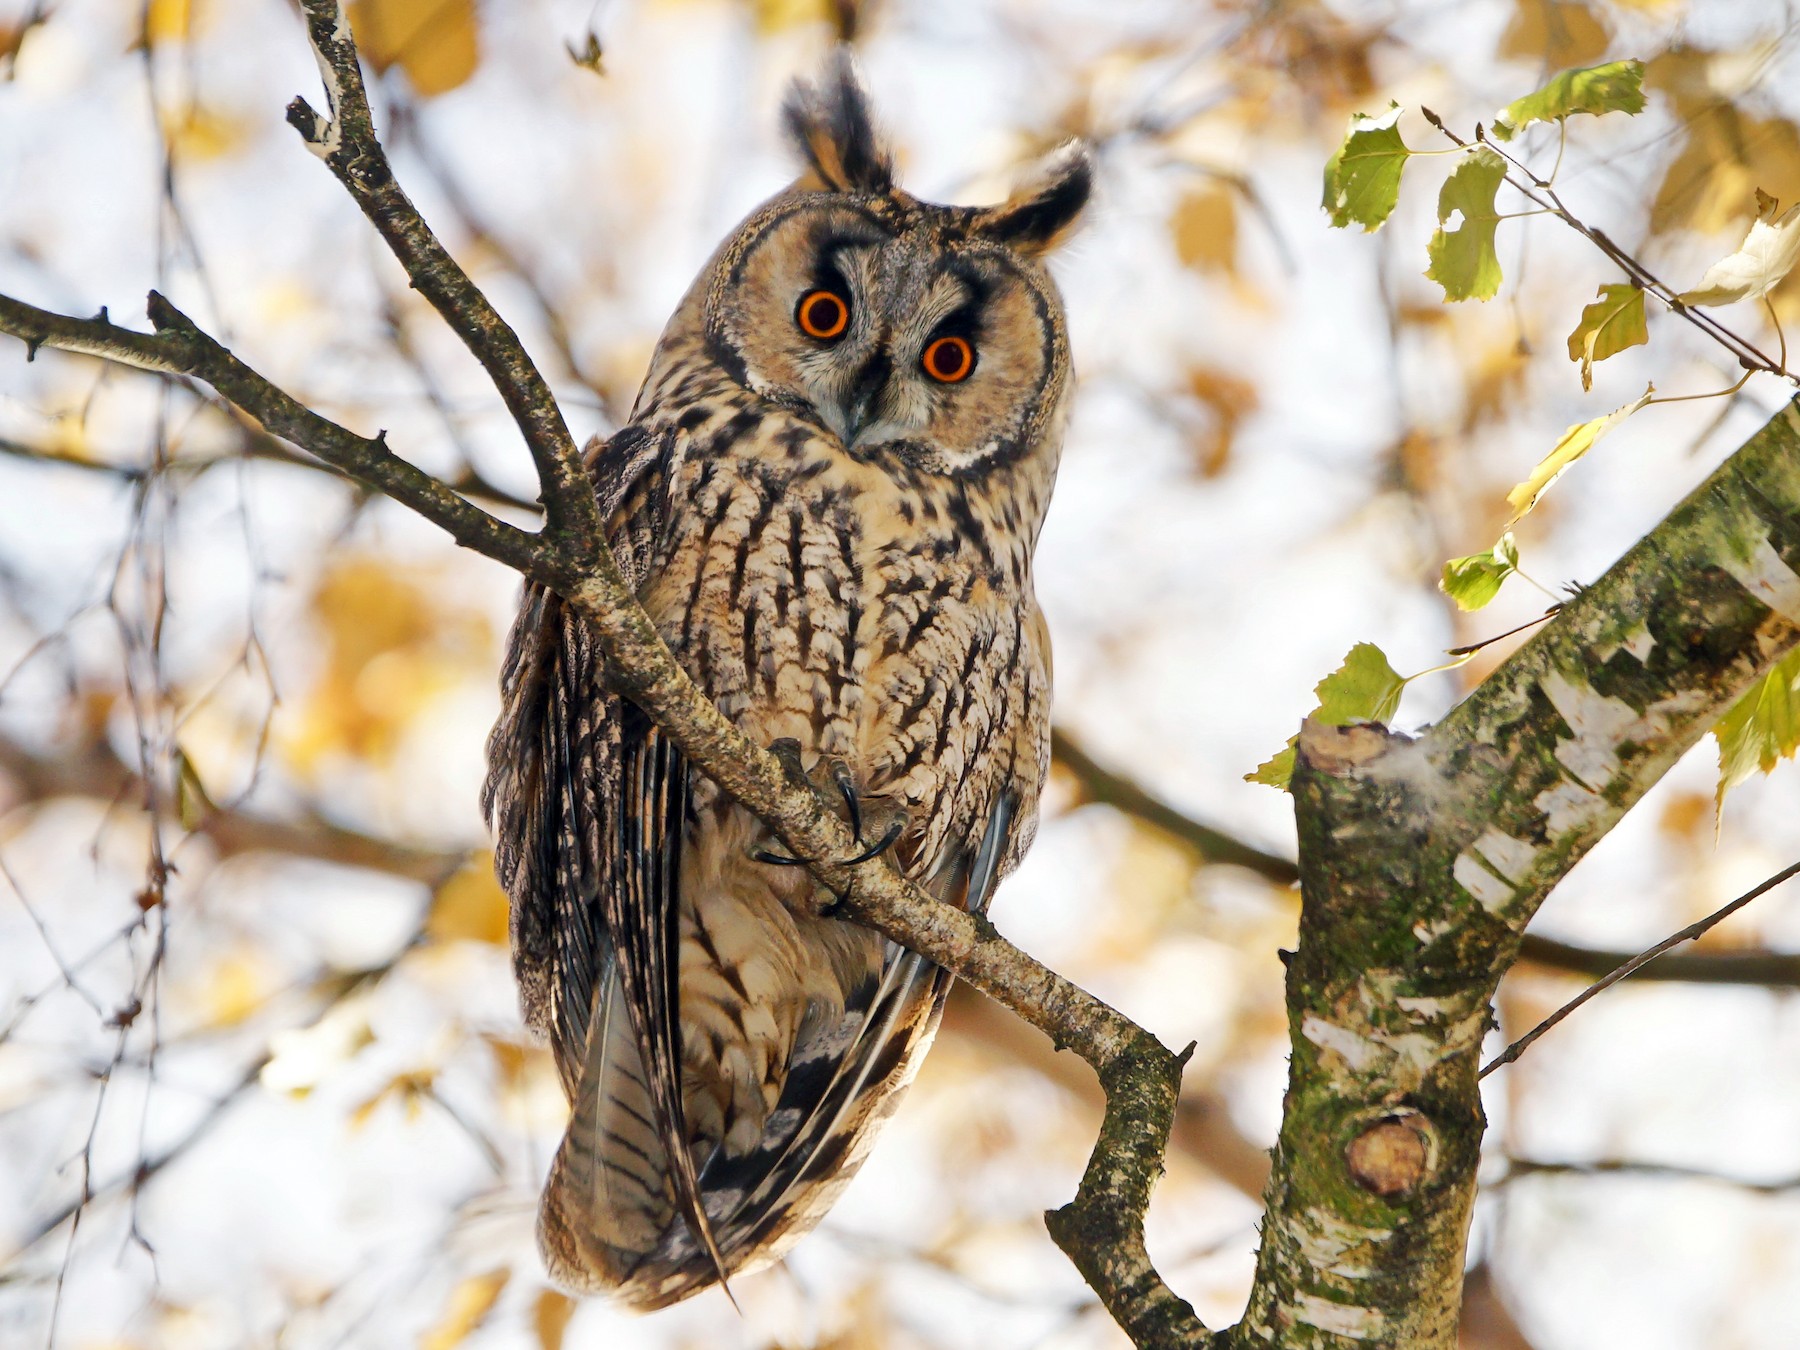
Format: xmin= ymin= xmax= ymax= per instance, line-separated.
xmin=483 ymin=53 xmax=1089 ymax=1310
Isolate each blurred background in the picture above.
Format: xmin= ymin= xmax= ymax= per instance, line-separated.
xmin=3 ymin=0 xmax=1800 ymax=1346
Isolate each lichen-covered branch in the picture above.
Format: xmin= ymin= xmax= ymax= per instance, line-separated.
xmin=1237 ymin=403 xmax=1800 ymax=1347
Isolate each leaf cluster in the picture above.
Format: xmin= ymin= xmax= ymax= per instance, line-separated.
xmin=1310 ymin=57 xmax=1800 ymax=806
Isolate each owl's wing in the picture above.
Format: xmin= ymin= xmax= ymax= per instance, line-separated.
xmin=603 ymin=707 xmax=731 ymax=1282
xmin=483 ymin=424 xmax=671 ymax=1083
xmin=695 ymin=789 xmax=1019 ymax=1266
xmin=486 ymin=424 xmax=740 ymax=1283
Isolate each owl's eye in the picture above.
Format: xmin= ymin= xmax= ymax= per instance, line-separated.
xmin=921 ymin=335 xmax=975 ymax=384
xmin=796 ymin=289 xmax=850 ymax=341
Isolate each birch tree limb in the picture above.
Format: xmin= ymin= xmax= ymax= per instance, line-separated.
xmin=1236 ymin=403 xmax=1800 ymax=1347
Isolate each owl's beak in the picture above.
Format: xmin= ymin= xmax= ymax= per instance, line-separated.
xmin=839 ymin=350 xmax=891 ymax=447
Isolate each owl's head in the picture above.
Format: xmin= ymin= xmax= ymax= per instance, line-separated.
xmin=668 ymin=53 xmax=1091 ymax=478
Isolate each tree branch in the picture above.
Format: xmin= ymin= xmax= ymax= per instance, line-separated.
xmin=1237 ymin=404 xmax=1800 ymax=1346
xmin=1051 ymin=727 xmax=1800 ymax=989
xmin=0 ymin=292 xmax=545 ymax=575
xmin=284 ymin=0 xmax=599 ymax=549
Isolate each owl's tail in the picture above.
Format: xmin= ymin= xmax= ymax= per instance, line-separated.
xmin=537 ymin=960 xmax=684 ymax=1295
xmin=538 ymin=793 xmax=1015 ymax=1311
xmin=537 ymin=933 xmax=950 ymax=1311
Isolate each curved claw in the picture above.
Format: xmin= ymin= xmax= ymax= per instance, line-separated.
xmin=752 ymin=848 xmax=811 ymax=867
xmin=840 ymin=815 xmax=905 ymax=866
xmin=827 ymin=758 xmax=863 ymax=840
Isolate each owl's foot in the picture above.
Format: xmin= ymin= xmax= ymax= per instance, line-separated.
xmin=835 ymin=810 xmax=907 ymax=871
xmin=753 ymin=740 xmax=907 ymax=869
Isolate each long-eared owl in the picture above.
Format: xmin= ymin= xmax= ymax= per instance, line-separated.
xmin=484 ymin=54 xmax=1089 ymax=1310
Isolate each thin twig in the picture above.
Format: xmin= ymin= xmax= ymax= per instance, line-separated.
xmin=1481 ymin=859 xmax=1800 ymax=1077
xmin=283 ymin=0 xmax=597 ymax=548
xmin=1501 ymin=1156 xmax=1800 ymax=1195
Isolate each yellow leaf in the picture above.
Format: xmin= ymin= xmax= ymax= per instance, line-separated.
xmin=203 ymin=949 xmax=270 ymax=1027
xmin=279 ymin=556 xmax=490 ymax=777
xmin=146 ymin=0 xmax=193 ymax=43
xmin=429 ymin=854 xmax=510 ymax=946
xmin=315 ymin=558 xmax=440 ymax=669
xmin=1498 ymin=0 xmax=1609 ymax=68
xmin=1715 ymin=647 xmax=1800 ymax=808
xmin=753 ymin=0 xmax=835 ymax=34
xmin=1679 ymin=189 xmax=1800 ymax=307
xmin=174 ymin=746 xmax=216 ymax=830
xmin=1505 ymin=385 xmax=1652 ymax=522
xmin=1183 ymin=366 xmax=1258 ymax=477
xmin=351 ymin=1069 xmax=436 ymax=1128
xmin=349 ymin=0 xmax=478 ymax=99
xmin=166 ymin=106 xmax=247 ymax=161
xmin=1463 ymin=338 xmax=1530 ymax=432
xmin=45 ymin=414 xmax=95 ymax=464
xmin=420 ymin=1269 xmax=509 ymax=1350
xmin=1169 ymin=183 xmax=1238 ymax=273
xmin=1645 ymin=55 xmax=1800 ymax=238
xmin=1565 ymin=283 xmax=1647 ymax=391
xmin=532 ymin=1290 xmax=576 ymax=1350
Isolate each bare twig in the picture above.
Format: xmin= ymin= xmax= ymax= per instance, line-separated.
xmin=283 ymin=0 xmax=598 ymax=547
xmin=0 ymin=292 xmax=546 ymax=575
xmin=1501 ymin=1156 xmax=1800 ymax=1195
xmin=1481 ymin=858 xmax=1800 ymax=1077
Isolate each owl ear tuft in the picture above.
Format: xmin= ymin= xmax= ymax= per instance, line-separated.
xmin=972 ymin=141 xmax=1093 ymax=256
xmin=783 ymin=50 xmax=895 ymax=195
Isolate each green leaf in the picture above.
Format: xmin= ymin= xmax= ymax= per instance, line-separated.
xmin=1715 ymin=647 xmax=1800 ymax=810
xmin=1505 ymin=385 xmax=1653 ymax=522
xmin=1425 ymin=147 xmax=1507 ymax=301
xmin=1492 ymin=59 xmax=1647 ymax=141
xmin=1246 ymin=744 xmax=1298 ymax=790
xmin=174 ymin=747 xmax=215 ymax=831
xmin=1248 ymin=642 xmax=1407 ymax=790
xmin=1441 ymin=533 xmax=1521 ymax=611
xmin=1322 ymin=104 xmax=1411 ymax=231
xmin=1565 ymin=283 xmax=1648 ymax=391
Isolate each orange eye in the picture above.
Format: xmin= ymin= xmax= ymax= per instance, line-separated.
xmin=922 ymin=335 xmax=974 ymax=383
xmin=796 ymin=289 xmax=849 ymax=340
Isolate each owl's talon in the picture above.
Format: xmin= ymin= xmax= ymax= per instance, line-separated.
xmin=753 ymin=848 xmax=811 ymax=867
xmin=840 ymin=813 xmax=906 ymax=866
xmin=767 ymin=738 xmax=811 ymax=791
xmin=753 ymin=743 xmax=904 ymax=869
xmin=823 ymin=757 xmax=862 ymax=839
